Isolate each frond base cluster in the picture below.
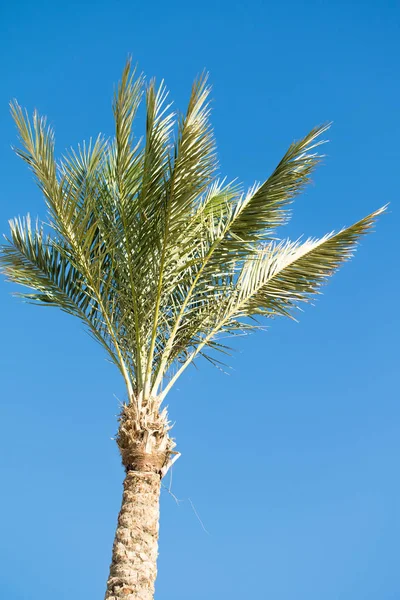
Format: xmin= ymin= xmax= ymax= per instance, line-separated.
xmin=116 ymin=402 xmax=176 ymax=476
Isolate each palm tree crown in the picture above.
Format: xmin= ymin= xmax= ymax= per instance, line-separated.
xmin=0 ymin=60 xmax=384 ymax=414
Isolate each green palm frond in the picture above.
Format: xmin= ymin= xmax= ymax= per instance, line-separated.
xmin=231 ymin=206 xmax=386 ymax=319
xmin=157 ymin=206 xmax=385 ymax=400
xmin=221 ymin=124 xmax=330 ymax=251
xmin=1 ymin=216 xmax=129 ymax=378
xmin=10 ymin=101 xmax=59 ymax=219
xmin=168 ymin=73 xmax=216 ymax=235
xmin=0 ymin=60 xmax=386 ymax=407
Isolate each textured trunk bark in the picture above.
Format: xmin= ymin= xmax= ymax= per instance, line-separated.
xmin=104 ymin=401 xmax=175 ymax=599
xmin=105 ymin=470 xmax=161 ymax=600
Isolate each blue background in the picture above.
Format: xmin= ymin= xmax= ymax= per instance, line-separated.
xmin=0 ymin=1 xmax=398 ymax=599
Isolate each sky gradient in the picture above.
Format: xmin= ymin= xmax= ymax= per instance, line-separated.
xmin=0 ymin=1 xmax=399 ymax=599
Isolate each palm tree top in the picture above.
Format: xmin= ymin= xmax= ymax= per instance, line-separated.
xmin=0 ymin=59 xmax=386 ymax=404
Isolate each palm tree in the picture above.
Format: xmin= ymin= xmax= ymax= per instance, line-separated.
xmin=0 ymin=60 xmax=385 ymax=599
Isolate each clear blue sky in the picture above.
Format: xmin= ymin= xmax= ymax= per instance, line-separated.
xmin=0 ymin=1 xmax=398 ymax=599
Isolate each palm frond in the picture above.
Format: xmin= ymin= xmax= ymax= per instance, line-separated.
xmin=0 ymin=216 xmax=129 ymax=378
xmin=10 ymin=101 xmax=59 ymax=218
xmin=231 ymin=206 xmax=386 ymax=319
xmin=229 ymin=124 xmax=330 ymax=243
xmin=168 ymin=73 xmax=216 ymax=235
xmin=158 ymin=206 xmax=386 ymax=400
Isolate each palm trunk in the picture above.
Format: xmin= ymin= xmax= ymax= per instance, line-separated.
xmin=104 ymin=402 xmax=175 ymax=600
xmin=104 ymin=469 xmax=161 ymax=600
